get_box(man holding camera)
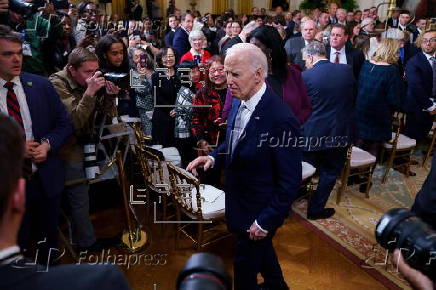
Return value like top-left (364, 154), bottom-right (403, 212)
top-left (49, 47), bottom-right (119, 252)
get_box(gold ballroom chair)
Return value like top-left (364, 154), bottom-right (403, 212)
top-left (380, 112), bottom-right (416, 183)
top-left (336, 146), bottom-right (377, 205)
top-left (422, 121), bottom-right (436, 167)
top-left (166, 162), bottom-right (230, 250)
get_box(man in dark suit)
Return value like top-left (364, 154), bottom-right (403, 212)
top-left (326, 24), bottom-right (365, 80)
top-left (172, 12), bottom-right (193, 60)
top-left (187, 43), bottom-right (302, 290)
top-left (301, 41), bottom-right (356, 219)
top-left (284, 19), bottom-right (316, 70)
top-left (129, 0), bottom-right (143, 20)
top-left (0, 114), bottom-right (131, 290)
top-left (328, 2), bottom-right (338, 24)
top-left (164, 14), bottom-right (179, 47)
top-left (386, 7), bottom-right (401, 28)
top-left (0, 25), bottom-right (72, 264)
top-left (398, 10), bottom-right (415, 33)
top-left (412, 18), bottom-right (429, 42)
top-left (404, 30), bottom-right (436, 141)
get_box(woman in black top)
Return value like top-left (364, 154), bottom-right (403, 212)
top-left (151, 47), bottom-right (181, 147)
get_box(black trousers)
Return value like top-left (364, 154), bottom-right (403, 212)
top-left (303, 147), bottom-right (347, 215)
top-left (18, 173), bottom-right (62, 265)
top-left (234, 233), bottom-right (288, 290)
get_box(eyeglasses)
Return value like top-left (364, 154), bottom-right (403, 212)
top-left (421, 38), bottom-right (436, 44)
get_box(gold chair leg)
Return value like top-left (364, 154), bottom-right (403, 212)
top-left (197, 223), bottom-right (203, 250)
top-left (336, 166), bottom-right (349, 205)
top-left (382, 150), bottom-right (394, 184)
top-left (365, 164), bottom-right (375, 198)
top-left (422, 132), bottom-right (435, 167)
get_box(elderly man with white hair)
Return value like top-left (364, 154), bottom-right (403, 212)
top-left (187, 43), bottom-right (302, 290)
top-left (180, 29), bottom-right (211, 64)
top-left (360, 18), bottom-right (375, 36)
top-left (284, 19), bottom-right (317, 70)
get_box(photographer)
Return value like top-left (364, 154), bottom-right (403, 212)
top-left (7, 0), bottom-right (63, 75)
top-left (95, 34), bottom-right (136, 117)
top-left (74, 1), bottom-right (97, 44)
top-left (49, 47), bottom-right (119, 252)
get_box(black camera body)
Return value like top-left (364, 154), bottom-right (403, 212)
top-left (103, 71), bottom-right (129, 90)
top-left (376, 208), bottom-right (436, 282)
top-left (9, 0), bottom-right (44, 16)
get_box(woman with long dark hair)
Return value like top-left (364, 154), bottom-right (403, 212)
top-left (95, 35), bottom-right (135, 117)
top-left (247, 25), bottom-right (311, 124)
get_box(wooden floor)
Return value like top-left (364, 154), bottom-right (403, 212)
top-left (62, 206), bottom-right (387, 290)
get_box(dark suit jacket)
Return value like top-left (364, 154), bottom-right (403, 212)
top-left (129, 4), bottom-right (142, 20)
top-left (211, 86), bottom-right (302, 234)
top-left (172, 27), bottom-right (190, 60)
top-left (284, 36), bottom-right (306, 70)
top-left (20, 72), bottom-right (72, 198)
top-left (163, 29), bottom-right (175, 47)
top-left (0, 259), bottom-right (130, 290)
top-left (302, 60), bottom-right (356, 151)
top-left (326, 45), bottom-right (365, 80)
top-left (386, 17), bottom-right (399, 28)
top-left (285, 20), bottom-right (296, 39)
top-left (412, 155), bottom-right (436, 230)
top-left (405, 52), bottom-right (433, 112)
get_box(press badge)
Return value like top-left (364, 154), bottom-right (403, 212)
top-left (22, 42), bottom-right (32, 56)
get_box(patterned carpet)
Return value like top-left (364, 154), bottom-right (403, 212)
top-left (292, 156), bottom-right (431, 290)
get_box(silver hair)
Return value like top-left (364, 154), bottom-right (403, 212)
top-left (226, 43), bottom-right (268, 78)
top-left (301, 19), bottom-right (316, 29)
top-left (381, 28), bottom-right (404, 40)
top-left (240, 20), bottom-right (259, 38)
top-left (188, 29), bottom-right (205, 42)
top-left (301, 41), bottom-right (326, 57)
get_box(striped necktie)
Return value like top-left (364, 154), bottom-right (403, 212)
top-left (4, 81), bottom-right (32, 177)
top-left (231, 103), bottom-right (250, 157)
top-left (335, 51), bottom-right (340, 64)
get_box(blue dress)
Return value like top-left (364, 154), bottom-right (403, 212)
top-left (356, 61), bottom-right (405, 141)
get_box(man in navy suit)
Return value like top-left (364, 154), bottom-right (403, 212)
top-left (404, 30), bottom-right (436, 141)
top-left (187, 43), bottom-right (301, 290)
top-left (284, 19), bottom-right (317, 70)
top-left (301, 41), bottom-right (356, 219)
top-left (0, 25), bottom-right (72, 264)
top-left (326, 24), bottom-right (365, 80)
top-left (0, 114), bottom-right (130, 290)
top-left (172, 12), bottom-right (193, 60)
top-left (164, 14), bottom-right (179, 47)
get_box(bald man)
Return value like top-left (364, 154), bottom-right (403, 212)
top-left (284, 19), bottom-right (317, 70)
top-left (187, 43), bottom-right (301, 290)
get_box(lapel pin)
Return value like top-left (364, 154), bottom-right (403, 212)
top-left (26, 82), bottom-right (33, 86)
top-left (254, 116), bottom-right (260, 120)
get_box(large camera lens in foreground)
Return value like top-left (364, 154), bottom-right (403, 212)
top-left (375, 208), bottom-right (436, 282)
top-left (177, 253), bottom-right (231, 290)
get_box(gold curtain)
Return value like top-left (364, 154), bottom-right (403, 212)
top-left (213, 0), bottom-right (227, 15)
top-left (238, 0), bottom-right (252, 15)
top-left (109, 0), bottom-right (126, 18)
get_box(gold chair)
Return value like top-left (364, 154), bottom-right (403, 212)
top-left (336, 146), bottom-right (377, 204)
top-left (166, 162), bottom-right (230, 250)
top-left (380, 113), bottom-right (416, 183)
top-left (295, 162), bottom-right (316, 202)
top-left (422, 121), bottom-right (436, 167)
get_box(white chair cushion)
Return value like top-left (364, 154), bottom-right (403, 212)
top-left (350, 146), bottom-right (376, 167)
top-left (176, 167), bottom-right (225, 220)
top-left (302, 162), bottom-right (316, 180)
top-left (384, 133), bottom-right (416, 150)
top-left (158, 147), bottom-right (182, 167)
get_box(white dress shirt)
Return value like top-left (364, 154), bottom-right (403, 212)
top-left (0, 76), bottom-right (34, 141)
top-left (329, 46), bottom-right (347, 64)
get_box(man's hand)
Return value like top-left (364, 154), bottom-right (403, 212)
top-left (429, 109), bottom-right (436, 116)
top-left (392, 249), bottom-right (434, 290)
top-left (0, 0), bottom-right (9, 13)
top-left (31, 142), bottom-right (50, 163)
top-left (105, 81), bottom-right (120, 95)
top-left (25, 140), bottom-right (39, 159)
top-left (186, 156), bottom-right (213, 176)
top-left (85, 71), bottom-right (105, 96)
top-left (247, 221), bottom-right (267, 241)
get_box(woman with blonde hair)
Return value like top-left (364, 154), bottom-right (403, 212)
top-left (355, 38), bottom-right (406, 160)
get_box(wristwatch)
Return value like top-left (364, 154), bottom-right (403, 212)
top-left (41, 138), bottom-right (51, 151)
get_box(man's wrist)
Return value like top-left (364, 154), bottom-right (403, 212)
top-left (41, 138), bottom-right (51, 151)
top-left (255, 220), bottom-right (268, 234)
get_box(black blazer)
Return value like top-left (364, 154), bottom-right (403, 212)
top-left (412, 156), bottom-right (436, 230)
top-left (0, 259), bottom-right (130, 290)
top-left (386, 17), bottom-right (399, 28)
top-left (326, 45), bottom-right (365, 80)
top-left (172, 27), bottom-right (190, 60)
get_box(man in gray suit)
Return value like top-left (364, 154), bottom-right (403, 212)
top-left (284, 19), bottom-right (317, 70)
